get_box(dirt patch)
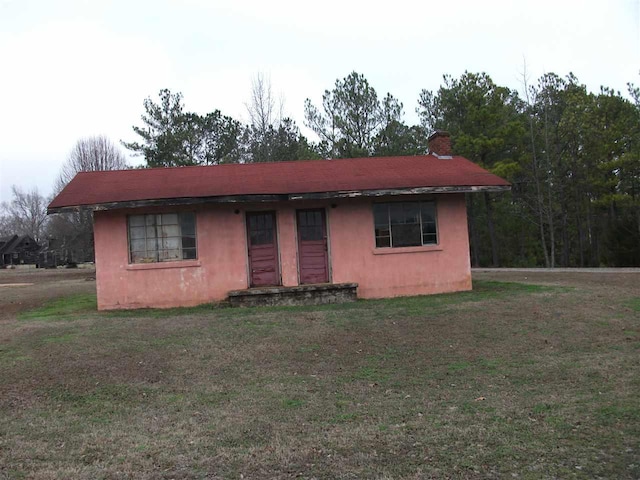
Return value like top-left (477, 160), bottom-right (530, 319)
top-left (0, 268), bottom-right (96, 322)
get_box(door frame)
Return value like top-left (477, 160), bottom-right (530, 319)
top-left (295, 207), bottom-right (332, 285)
top-left (245, 210), bottom-right (281, 287)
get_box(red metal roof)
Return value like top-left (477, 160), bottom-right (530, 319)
top-left (48, 155), bottom-right (510, 211)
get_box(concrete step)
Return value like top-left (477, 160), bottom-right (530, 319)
top-left (228, 282), bottom-right (358, 307)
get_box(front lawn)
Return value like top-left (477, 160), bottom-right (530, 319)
top-left (1, 280), bottom-right (639, 479)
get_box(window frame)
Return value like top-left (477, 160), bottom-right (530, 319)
top-left (127, 212), bottom-right (197, 264)
top-left (373, 200), bottom-right (438, 249)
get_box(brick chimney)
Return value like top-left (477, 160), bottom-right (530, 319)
top-left (428, 130), bottom-right (452, 157)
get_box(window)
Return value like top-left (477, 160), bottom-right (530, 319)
top-left (128, 212), bottom-right (197, 263)
top-left (373, 201), bottom-right (437, 248)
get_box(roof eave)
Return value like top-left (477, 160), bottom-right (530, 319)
top-left (289, 184), bottom-right (510, 200)
top-left (47, 184), bottom-right (511, 214)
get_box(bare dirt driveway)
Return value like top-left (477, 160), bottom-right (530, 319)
top-left (0, 268), bottom-right (96, 322)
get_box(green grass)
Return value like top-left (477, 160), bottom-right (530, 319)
top-left (282, 397), bottom-right (305, 409)
top-left (41, 332), bottom-right (78, 344)
top-left (627, 297), bottom-right (640, 312)
top-left (596, 403), bottom-right (640, 424)
top-left (16, 280), bottom-right (555, 323)
top-left (17, 293), bottom-right (98, 321)
top-left (2, 277), bottom-right (639, 479)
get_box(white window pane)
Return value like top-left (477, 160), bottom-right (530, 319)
top-left (159, 249), bottom-right (180, 261)
top-left (130, 226), bottom-right (145, 240)
top-left (163, 237), bottom-right (181, 250)
top-left (131, 251), bottom-right (145, 263)
top-left (161, 225), bottom-right (180, 238)
top-left (129, 212), bottom-right (197, 263)
top-left (134, 252), bottom-right (156, 263)
top-left (162, 213), bottom-right (178, 225)
top-left (129, 215), bottom-right (145, 227)
top-left (130, 239), bottom-right (145, 252)
top-left (167, 249), bottom-right (181, 260)
top-left (146, 239), bottom-right (158, 251)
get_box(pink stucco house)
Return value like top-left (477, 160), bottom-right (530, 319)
top-left (48, 132), bottom-right (509, 310)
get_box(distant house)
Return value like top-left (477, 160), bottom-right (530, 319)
top-left (0, 235), bottom-right (41, 267)
top-left (38, 234), bottom-right (95, 268)
top-left (48, 132), bottom-right (510, 310)
top-left (38, 237), bottom-right (67, 268)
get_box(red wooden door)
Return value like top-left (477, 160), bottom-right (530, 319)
top-left (246, 212), bottom-right (280, 287)
top-left (297, 209), bottom-right (329, 284)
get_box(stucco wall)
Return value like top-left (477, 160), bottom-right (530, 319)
top-left (94, 205), bottom-right (248, 310)
top-left (93, 194), bottom-right (471, 310)
top-left (328, 194), bottom-right (471, 298)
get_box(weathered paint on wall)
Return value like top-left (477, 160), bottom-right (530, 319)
top-left (329, 195), bottom-right (471, 298)
top-left (93, 194), bottom-right (471, 310)
top-left (94, 205), bottom-right (248, 310)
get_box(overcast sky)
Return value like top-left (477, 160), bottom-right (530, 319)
top-left (0, 0), bottom-right (638, 203)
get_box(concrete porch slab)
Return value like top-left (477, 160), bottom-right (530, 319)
top-left (227, 283), bottom-right (358, 307)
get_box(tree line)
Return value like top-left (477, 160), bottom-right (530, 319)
top-left (2, 71), bottom-right (639, 267)
top-left (122, 72), bottom-right (426, 167)
top-left (417, 72), bottom-right (640, 268)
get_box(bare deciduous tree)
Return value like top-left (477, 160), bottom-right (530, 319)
top-left (245, 73), bottom-right (284, 134)
top-left (0, 186), bottom-right (48, 243)
top-left (55, 135), bottom-right (127, 193)
top-left (49, 136), bottom-right (128, 262)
